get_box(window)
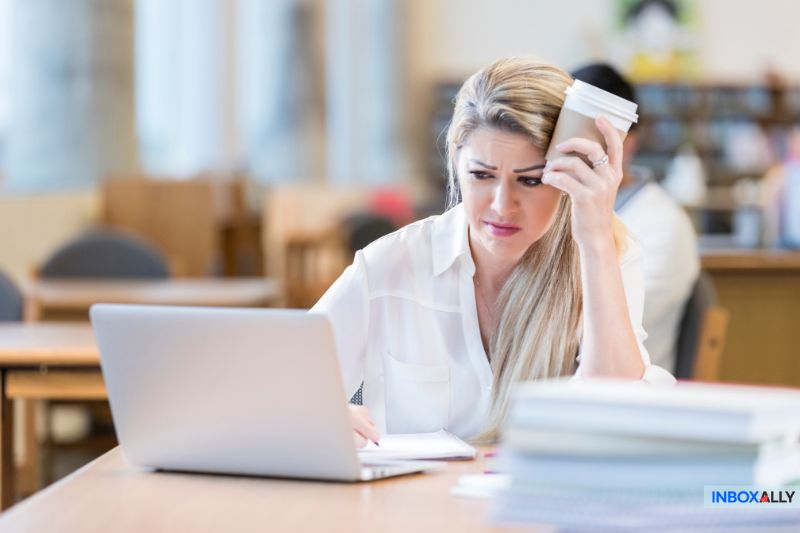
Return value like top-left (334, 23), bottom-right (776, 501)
top-left (135, 0), bottom-right (239, 177)
top-left (0, 0), bottom-right (13, 167)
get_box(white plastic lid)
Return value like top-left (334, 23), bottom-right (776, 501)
top-left (564, 79), bottom-right (639, 130)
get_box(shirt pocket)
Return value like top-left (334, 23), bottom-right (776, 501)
top-left (384, 351), bottom-right (449, 434)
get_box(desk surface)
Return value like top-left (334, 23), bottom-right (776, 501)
top-left (701, 248), bottom-right (800, 270)
top-left (0, 323), bottom-right (97, 366)
top-left (23, 277), bottom-right (282, 311)
top-left (0, 448), bottom-right (531, 533)
top-left (699, 235), bottom-right (800, 271)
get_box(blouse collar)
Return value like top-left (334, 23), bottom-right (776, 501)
top-left (431, 203), bottom-right (472, 276)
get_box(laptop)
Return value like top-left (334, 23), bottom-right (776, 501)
top-left (90, 304), bottom-right (441, 481)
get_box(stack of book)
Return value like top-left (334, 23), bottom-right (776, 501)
top-left (491, 379), bottom-right (800, 531)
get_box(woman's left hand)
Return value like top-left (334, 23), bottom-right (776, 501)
top-left (541, 115), bottom-right (623, 249)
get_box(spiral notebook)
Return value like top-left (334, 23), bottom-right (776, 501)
top-left (358, 430), bottom-right (477, 461)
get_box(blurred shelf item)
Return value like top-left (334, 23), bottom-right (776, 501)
top-left (634, 81), bottom-right (798, 187)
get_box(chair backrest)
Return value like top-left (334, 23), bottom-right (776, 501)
top-left (0, 270), bottom-right (23, 321)
top-left (263, 184), bottom-right (367, 273)
top-left (674, 272), bottom-right (729, 380)
top-left (263, 184), bottom-right (368, 307)
top-left (340, 213), bottom-right (397, 256)
top-left (102, 177), bottom-right (218, 277)
top-left (39, 229), bottom-right (169, 279)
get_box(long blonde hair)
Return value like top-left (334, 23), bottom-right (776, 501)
top-left (444, 57), bottom-right (627, 443)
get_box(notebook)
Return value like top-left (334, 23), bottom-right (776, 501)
top-left (502, 426), bottom-right (785, 458)
top-left (510, 379), bottom-right (800, 443)
top-left (358, 430), bottom-right (477, 461)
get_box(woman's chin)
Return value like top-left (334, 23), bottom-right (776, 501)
top-left (481, 234), bottom-right (528, 261)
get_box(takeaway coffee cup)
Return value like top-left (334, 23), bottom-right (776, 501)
top-left (545, 79), bottom-right (639, 162)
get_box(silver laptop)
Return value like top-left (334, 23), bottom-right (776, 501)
top-left (90, 304), bottom-right (440, 481)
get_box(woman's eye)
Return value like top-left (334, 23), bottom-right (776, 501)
top-left (469, 171), bottom-right (492, 180)
top-left (519, 176), bottom-right (542, 187)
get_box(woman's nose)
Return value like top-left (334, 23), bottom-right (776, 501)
top-left (491, 182), bottom-right (517, 214)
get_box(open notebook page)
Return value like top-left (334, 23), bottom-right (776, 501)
top-left (358, 429), bottom-right (477, 461)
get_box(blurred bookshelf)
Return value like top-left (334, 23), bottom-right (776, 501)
top-left (634, 82), bottom-right (800, 186)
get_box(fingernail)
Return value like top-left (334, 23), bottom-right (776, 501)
top-left (544, 161), bottom-right (553, 170)
top-left (555, 143), bottom-right (565, 151)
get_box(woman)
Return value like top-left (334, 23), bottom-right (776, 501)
top-left (311, 57), bottom-right (675, 446)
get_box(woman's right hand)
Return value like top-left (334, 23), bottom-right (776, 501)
top-left (348, 405), bottom-right (381, 448)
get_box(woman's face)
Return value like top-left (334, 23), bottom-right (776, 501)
top-left (456, 126), bottom-right (563, 264)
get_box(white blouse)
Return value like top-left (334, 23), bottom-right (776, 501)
top-left (310, 203), bottom-right (676, 439)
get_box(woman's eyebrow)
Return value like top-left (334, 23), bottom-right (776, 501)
top-left (468, 159), bottom-right (497, 170)
top-left (513, 164), bottom-right (546, 173)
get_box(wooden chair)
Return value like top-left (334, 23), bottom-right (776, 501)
top-left (692, 307), bottom-right (729, 382)
top-left (18, 227), bottom-right (170, 498)
top-left (262, 184), bottom-right (367, 308)
top-left (213, 176), bottom-right (263, 277)
top-left (675, 272), bottom-right (730, 382)
top-left (101, 177), bottom-right (218, 277)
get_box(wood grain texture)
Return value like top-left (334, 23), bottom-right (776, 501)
top-left (0, 448), bottom-right (533, 533)
top-left (0, 371), bottom-right (13, 510)
top-left (0, 323), bottom-right (103, 508)
top-left (102, 178), bottom-right (218, 277)
top-left (5, 371), bottom-right (106, 400)
top-left (701, 249), bottom-right (800, 270)
top-left (693, 307), bottom-right (729, 382)
top-left (22, 278), bottom-right (281, 319)
top-left (709, 270), bottom-right (800, 387)
top-left (0, 324), bottom-right (98, 367)
top-left (262, 185), bottom-right (367, 307)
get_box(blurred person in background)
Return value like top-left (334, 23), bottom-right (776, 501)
top-left (571, 63), bottom-right (700, 375)
top-left (312, 57), bottom-right (675, 447)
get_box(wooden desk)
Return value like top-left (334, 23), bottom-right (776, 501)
top-left (701, 247), bottom-right (800, 270)
top-left (0, 447), bottom-right (529, 532)
top-left (22, 277), bottom-right (282, 321)
top-left (0, 323), bottom-right (100, 509)
top-left (701, 247), bottom-right (800, 388)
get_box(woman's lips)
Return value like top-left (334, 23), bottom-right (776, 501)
top-left (483, 220), bottom-right (521, 237)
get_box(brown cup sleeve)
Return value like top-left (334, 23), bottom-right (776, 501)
top-left (544, 107), bottom-right (628, 165)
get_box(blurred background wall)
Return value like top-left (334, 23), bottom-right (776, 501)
top-left (2, 0), bottom-right (800, 281)
top-left (2, 0), bottom-right (799, 192)
top-left (406, 0), bottom-right (800, 81)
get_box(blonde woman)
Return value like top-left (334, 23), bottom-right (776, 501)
top-left (311, 57), bottom-right (675, 446)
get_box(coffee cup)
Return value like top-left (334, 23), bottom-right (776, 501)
top-left (545, 79), bottom-right (639, 162)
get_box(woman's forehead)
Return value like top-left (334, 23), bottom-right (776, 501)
top-left (461, 127), bottom-right (544, 168)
